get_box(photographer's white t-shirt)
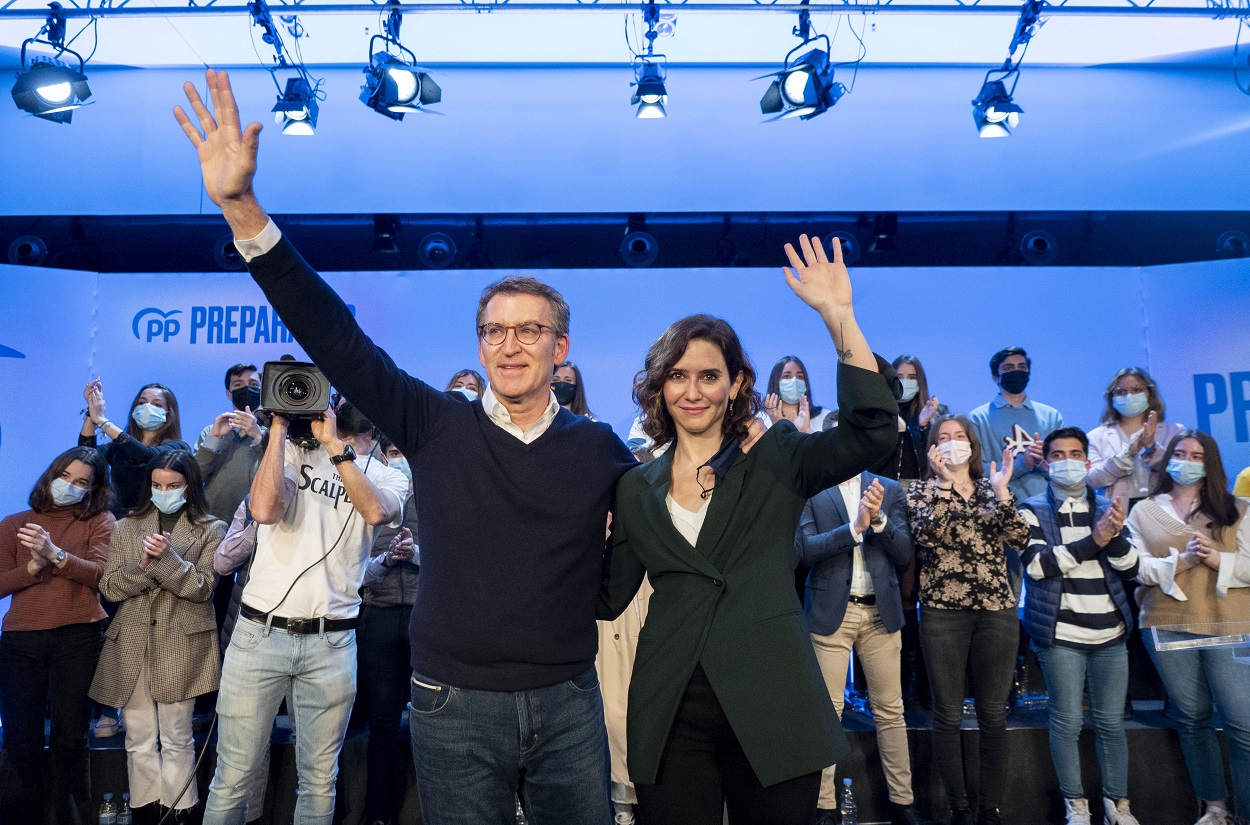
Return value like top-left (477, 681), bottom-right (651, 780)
top-left (243, 441), bottom-right (407, 619)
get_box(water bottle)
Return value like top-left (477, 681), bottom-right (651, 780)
top-left (97, 793), bottom-right (117, 825)
top-left (839, 777), bottom-right (858, 825)
top-left (116, 793), bottom-right (132, 825)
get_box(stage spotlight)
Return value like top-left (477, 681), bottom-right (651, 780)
top-left (621, 230), bottom-right (659, 268)
top-left (8, 235), bottom-right (48, 266)
top-left (374, 215), bottom-right (400, 254)
top-left (1019, 230), bottom-right (1058, 265)
top-left (419, 233), bottom-right (457, 269)
top-left (360, 1), bottom-right (440, 121)
top-left (631, 60), bottom-right (668, 119)
top-left (272, 77), bottom-right (318, 136)
top-left (758, 39), bottom-right (846, 121)
top-left (1217, 230), bottom-right (1249, 259)
top-left (11, 4), bottom-right (92, 124)
top-left (214, 235), bottom-right (246, 271)
top-left (972, 79), bottom-right (1022, 138)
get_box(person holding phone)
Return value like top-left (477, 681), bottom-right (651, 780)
top-left (194, 363), bottom-right (267, 523)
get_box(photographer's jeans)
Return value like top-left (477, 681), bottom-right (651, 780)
top-left (204, 618), bottom-right (357, 825)
top-left (408, 665), bottom-right (612, 825)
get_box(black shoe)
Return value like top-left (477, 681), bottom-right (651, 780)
top-left (890, 803), bottom-right (923, 825)
top-left (949, 808), bottom-right (974, 825)
top-left (815, 809), bottom-right (840, 825)
top-left (976, 807), bottom-right (1002, 825)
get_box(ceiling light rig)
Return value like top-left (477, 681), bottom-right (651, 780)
top-left (628, 0), bottom-right (669, 119)
top-left (757, 1), bottom-right (862, 122)
top-left (361, 0), bottom-right (442, 121)
top-left (249, 0), bottom-right (323, 135)
top-left (10, 2), bottom-right (93, 124)
top-left (972, 0), bottom-right (1044, 138)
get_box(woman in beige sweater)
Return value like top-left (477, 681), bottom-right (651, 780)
top-left (1128, 429), bottom-right (1250, 825)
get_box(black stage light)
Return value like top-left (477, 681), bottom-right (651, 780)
top-left (972, 78), bottom-right (1022, 138)
top-left (11, 4), bottom-right (92, 124)
top-left (361, 49), bottom-right (441, 121)
top-left (272, 76), bottom-right (318, 136)
top-left (631, 61), bottom-right (668, 119)
top-left (759, 41), bottom-right (845, 121)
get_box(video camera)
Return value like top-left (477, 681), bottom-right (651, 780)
top-left (260, 356), bottom-right (333, 447)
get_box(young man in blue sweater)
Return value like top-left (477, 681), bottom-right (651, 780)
top-left (177, 69), bottom-right (636, 825)
top-left (1018, 428), bottom-right (1140, 825)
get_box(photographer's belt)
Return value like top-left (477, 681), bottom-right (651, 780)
top-left (241, 603), bottom-right (359, 634)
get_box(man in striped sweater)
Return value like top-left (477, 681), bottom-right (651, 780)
top-left (1018, 427), bottom-right (1141, 825)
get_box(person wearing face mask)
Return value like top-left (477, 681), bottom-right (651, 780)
top-left (1127, 430), bottom-right (1250, 825)
top-left (1086, 367), bottom-right (1182, 506)
top-left (0, 447), bottom-right (114, 825)
top-left (763, 355), bottom-right (829, 433)
top-left (357, 436), bottom-right (422, 825)
top-left (906, 415), bottom-right (1027, 825)
top-left (89, 451), bottom-right (226, 825)
top-left (201, 397), bottom-right (406, 825)
top-left (967, 347), bottom-right (1065, 502)
top-left (444, 368), bottom-right (486, 402)
top-left (80, 379), bottom-right (192, 517)
top-left (1017, 428), bottom-right (1142, 825)
top-left (552, 360), bottom-right (596, 419)
top-left (194, 364), bottom-right (267, 523)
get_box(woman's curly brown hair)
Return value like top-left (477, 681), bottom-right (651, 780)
top-left (632, 314), bottom-right (761, 451)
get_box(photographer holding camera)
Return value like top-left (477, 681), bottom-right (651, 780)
top-left (203, 393), bottom-right (407, 825)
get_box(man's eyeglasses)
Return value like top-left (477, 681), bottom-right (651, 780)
top-left (477, 323), bottom-right (557, 346)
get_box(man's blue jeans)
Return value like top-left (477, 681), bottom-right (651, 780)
top-left (1032, 641), bottom-right (1130, 800)
top-left (1147, 629), bottom-right (1250, 814)
top-left (408, 665), bottom-right (612, 825)
top-left (204, 618), bottom-right (357, 825)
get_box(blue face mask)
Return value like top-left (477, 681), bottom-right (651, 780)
top-left (51, 477), bottom-right (88, 507)
top-left (1112, 393), bottom-right (1149, 417)
top-left (151, 488), bottom-right (186, 515)
top-left (898, 379), bottom-right (920, 403)
top-left (1167, 459), bottom-right (1206, 487)
top-left (131, 403), bottom-right (167, 431)
top-left (778, 377), bottom-right (807, 405)
top-left (389, 456), bottom-right (412, 482)
top-left (1047, 458), bottom-right (1088, 489)
top-left (453, 388), bottom-right (478, 402)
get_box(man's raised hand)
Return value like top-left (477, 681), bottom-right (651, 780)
top-left (174, 69), bottom-right (269, 237)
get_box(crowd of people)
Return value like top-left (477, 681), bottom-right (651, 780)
top-left (1, 66), bottom-right (1248, 825)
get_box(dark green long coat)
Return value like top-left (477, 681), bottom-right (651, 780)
top-left (599, 362), bottom-right (898, 788)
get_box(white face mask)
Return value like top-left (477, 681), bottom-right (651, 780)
top-left (939, 440), bottom-right (973, 467)
top-left (150, 488), bottom-right (186, 515)
top-left (454, 387), bottom-right (479, 402)
top-left (778, 377), bottom-right (807, 405)
top-left (131, 403), bottom-right (167, 431)
top-left (51, 477), bottom-right (88, 506)
top-left (898, 379), bottom-right (920, 403)
top-left (388, 456), bottom-right (412, 482)
top-left (1047, 458), bottom-right (1088, 488)
top-left (1112, 392), bottom-right (1149, 417)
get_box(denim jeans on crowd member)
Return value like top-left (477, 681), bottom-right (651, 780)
top-left (1146, 629), bottom-right (1250, 815)
top-left (204, 618), bottom-right (358, 825)
top-left (1032, 641), bottom-right (1130, 800)
top-left (358, 604), bottom-right (415, 823)
top-left (0, 621), bottom-right (104, 825)
top-left (920, 606), bottom-right (1019, 812)
top-left (408, 665), bottom-right (612, 825)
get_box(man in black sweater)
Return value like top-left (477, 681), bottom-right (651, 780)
top-left (177, 69), bottom-right (636, 825)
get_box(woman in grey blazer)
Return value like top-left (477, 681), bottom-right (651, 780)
top-left (90, 451), bottom-right (225, 825)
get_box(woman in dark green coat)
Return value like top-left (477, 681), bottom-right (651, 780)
top-left (599, 235), bottom-right (899, 825)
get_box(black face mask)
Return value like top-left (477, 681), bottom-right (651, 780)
top-left (552, 381), bottom-right (577, 407)
top-left (232, 386), bottom-right (261, 411)
top-left (998, 370), bottom-right (1030, 395)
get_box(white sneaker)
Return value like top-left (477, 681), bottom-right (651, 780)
top-left (1065, 798), bottom-right (1093, 825)
top-left (1104, 798), bottom-right (1141, 825)
top-left (92, 714), bottom-right (122, 738)
top-left (1195, 806), bottom-right (1230, 825)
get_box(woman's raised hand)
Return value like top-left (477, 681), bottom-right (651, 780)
top-left (928, 445), bottom-right (954, 486)
top-left (782, 235), bottom-right (851, 316)
top-left (989, 447), bottom-right (1015, 499)
top-left (84, 378), bottom-right (106, 422)
top-left (919, 396), bottom-right (940, 428)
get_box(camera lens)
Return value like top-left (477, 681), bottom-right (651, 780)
top-left (282, 375), bottom-right (312, 404)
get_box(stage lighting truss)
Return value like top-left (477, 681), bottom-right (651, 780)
top-left (11, 2), bottom-right (92, 124)
top-left (250, 0), bottom-right (323, 135)
top-left (972, 0), bottom-right (1043, 138)
top-left (757, 4), bottom-right (861, 122)
top-left (360, 0), bottom-right (442, 121)
top-left (628, 0), bottom-right (669, 118)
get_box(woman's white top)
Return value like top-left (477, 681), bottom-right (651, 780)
top-left (667, 494), bottom-right (711, 547)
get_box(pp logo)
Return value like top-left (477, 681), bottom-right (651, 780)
top-left (133, 308), bottom-right (183, 343)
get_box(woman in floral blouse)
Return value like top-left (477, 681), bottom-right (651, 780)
top-left (907, 414), bottom-right (1029, 825)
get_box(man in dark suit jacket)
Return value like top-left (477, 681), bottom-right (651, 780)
top-left (796, 471), bottom-right (920, 825)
